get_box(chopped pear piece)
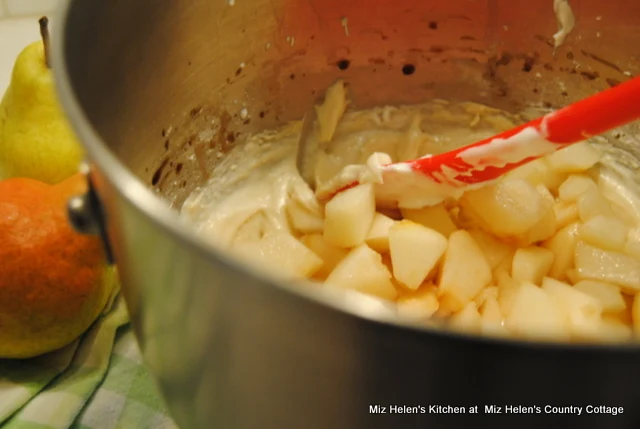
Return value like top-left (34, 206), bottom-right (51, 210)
top-left (460, 179), bottom-right (553, 239)
top-left (492, 254), bottom-right (515, 279)
top-left (324, 183), bottom-right (375, 248)
top-left (542, 277), bottom-right (602, 338)
top-left (397, 286), bottom-right (440, 320)
top-left (389, 220), bottom-right (448, 290)
top-left (575, 242), bottom-right (640, 292)
top-left (434, 296), bottom-right (457, 318)
top-left (625, 241), bottom-right (640, 261)
top-left (286, 199), bottom-right (324, 234)
top-left (300, 234), bottom-right (349, 279)
top-left (474, 285), bottom-right (499, 308)
top-left (505, 282), bottom-right (569, 340)
top-left (325, 244), bottom-right (397, 300)
top-left (505, 159), bottom-right (566, 191)
top-left (542, 222), bottom-right (580, 280)
top-left (600, 316), bottom-right (633, 341)
top-left (546, 142), bottom-right (601, 173)
top-left (233, 232), bottom-right (323, 279)
top-left (315, 80), bottom-right (346, 143)
top-left (449, 302), bottom-right (481, 333)
top-left (400, 203), bottom-right (457, 237)
top-left (553, 201), bottom-right (579, 230)
top-left (467, 228), bottom-right (513, 270)
top-left (577, 188), bottom-right (616, 222)
top-left (579, 215), bottom-right (628, 251)
top-left (573, 280), bottom-right (626, 313)
top-left (496, 272), bottom-right (520, 317)
top-left (517, 186), bottom-right (556, 245)
top-left (286, 182), bottom-right (324, 233)
top-left (365, 213), bottom-right (396, 253)
top-left (632, 294), bottom-right (640, 332)
top-left (481, 296), bottom-right (507, 336)
top-left (438, 230), bottom-right (492, 311)
top-left (565, 268), bottom-right (580, 284)
top-left (511, 246), bottom-right (554, 285)
top-left (558, 174), bottom-right (597, 202)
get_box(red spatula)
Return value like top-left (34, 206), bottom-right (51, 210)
top-left (310, 76), bottom-right (640, 207)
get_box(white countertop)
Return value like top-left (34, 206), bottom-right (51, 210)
top-left (0, 16), bottom-right (44, 96)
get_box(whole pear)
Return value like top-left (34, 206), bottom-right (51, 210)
top-left (0, 17), bottom-right (83, 184)
top-left (0, 173), bottom-right (117, 359)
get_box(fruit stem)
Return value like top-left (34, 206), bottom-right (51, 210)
top-left (39, 16), bottom-right (51, 69)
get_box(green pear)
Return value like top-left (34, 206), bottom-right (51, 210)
top-left (0, 17), bottom-right (83, 185)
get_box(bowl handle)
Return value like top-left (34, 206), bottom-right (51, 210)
top-left (67, 162), bottom-right (115, 264)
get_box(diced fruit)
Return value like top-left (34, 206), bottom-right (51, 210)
top-left (574, 280), bottom-right (626, 313)
top-left (505, 158), bottom-right (566, 190)
top-left (505, 282), bottom-right (569, 340)
top-left (579, 215), bottom-right (628, 251)
top-left (565, 269), bottom-right (580, 284)
top-left (449, 302), bottom-right (481, 332)
top-left (536, 184), bottom-right (554, 201)
top-left (598, 177), bottom-right (640, 227)
top-left (558, 174), bottom-right (597, 202)
top-left (492, 255), bottom-right (514, 279)
top-left (315, 80), bottom-right (346, 142)
top-left (324, 183), bottom-right (375, 248)
top-left (233, 232), bottom-right (323, 279)
top-left (286, 198), bottom-right (324, 234)
top-left (497, 272), bottom-right (520, 317)
top-left (468, 228), bottom-right (513, 270)
top-left (575, 241), bottom-right (640, 292)
top-left (615, 299), bottom-right (633, 325)
top-left (626, 229), bottom-right (640, 259)
top-left (438, 230), bottom-right (492, 311)
top-left (542, 222), bottom-right (580, 280)
top-left (460, 179), bottom-right (554, 239)
top-left (511, 246), bottom-right (554, 285)
top-left (546, 142), bottom-right (601, 173)
top-left (397, 286), bottom-right (440, 320)
top-left (633, 294), bottom-right (640, 332)
top-left (286, 183), bottom-right (325, 233)
top-left (400, 203), bottom-right (457, 237)
top-left (381, 252), bottom-right (393, 273)
top-left (542, 277), bottom-right (602, 338)
top-left (517, 187), bottom-right (557, 245)
top-left (625, 242), bottom-right (640, 261)
top-left (435, 295), bottom-right (459, 318)
top-left (600, 316), bottom-right (633, 341)
top-left (300, 234), bottom-right (349, 279)
top-left (365, 213), bottom-right (396, 253)
top-left (389, 220), bottom-right (448, 290)
top-left (520, 209), bottom-right (556, 245)
top-left (474, 285), bottom-right (499, 307)
top-left (553, 201), bottom-right (579, 230)
top-left (325, 244), bottom-right (397, 300)
top-left (577, 188), bottom-right (616, 222)
top-left (481, 296), bottom-right (507, 336)
top-left (377, 207), bottom-right (403, 220)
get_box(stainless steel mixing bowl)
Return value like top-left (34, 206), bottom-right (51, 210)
top-left (53, 0), bottom-right (640, 428)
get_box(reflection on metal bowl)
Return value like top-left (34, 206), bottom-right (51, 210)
top-left (54, 0), bottom-right (640, 428)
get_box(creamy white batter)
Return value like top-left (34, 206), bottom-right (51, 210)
top-left (181, 99), bottom-right (523, 247)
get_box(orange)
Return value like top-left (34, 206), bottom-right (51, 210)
top-left (0, 173), bottom-right (116, 358)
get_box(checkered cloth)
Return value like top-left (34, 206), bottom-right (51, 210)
top-left (0, 291), bottom-right (178, 429)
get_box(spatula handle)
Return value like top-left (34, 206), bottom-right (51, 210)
top-left (407, 76), bottom-right (640, 184)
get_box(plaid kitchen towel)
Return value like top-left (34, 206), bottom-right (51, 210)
top-left (0, 289), bottom-right (178, 429)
